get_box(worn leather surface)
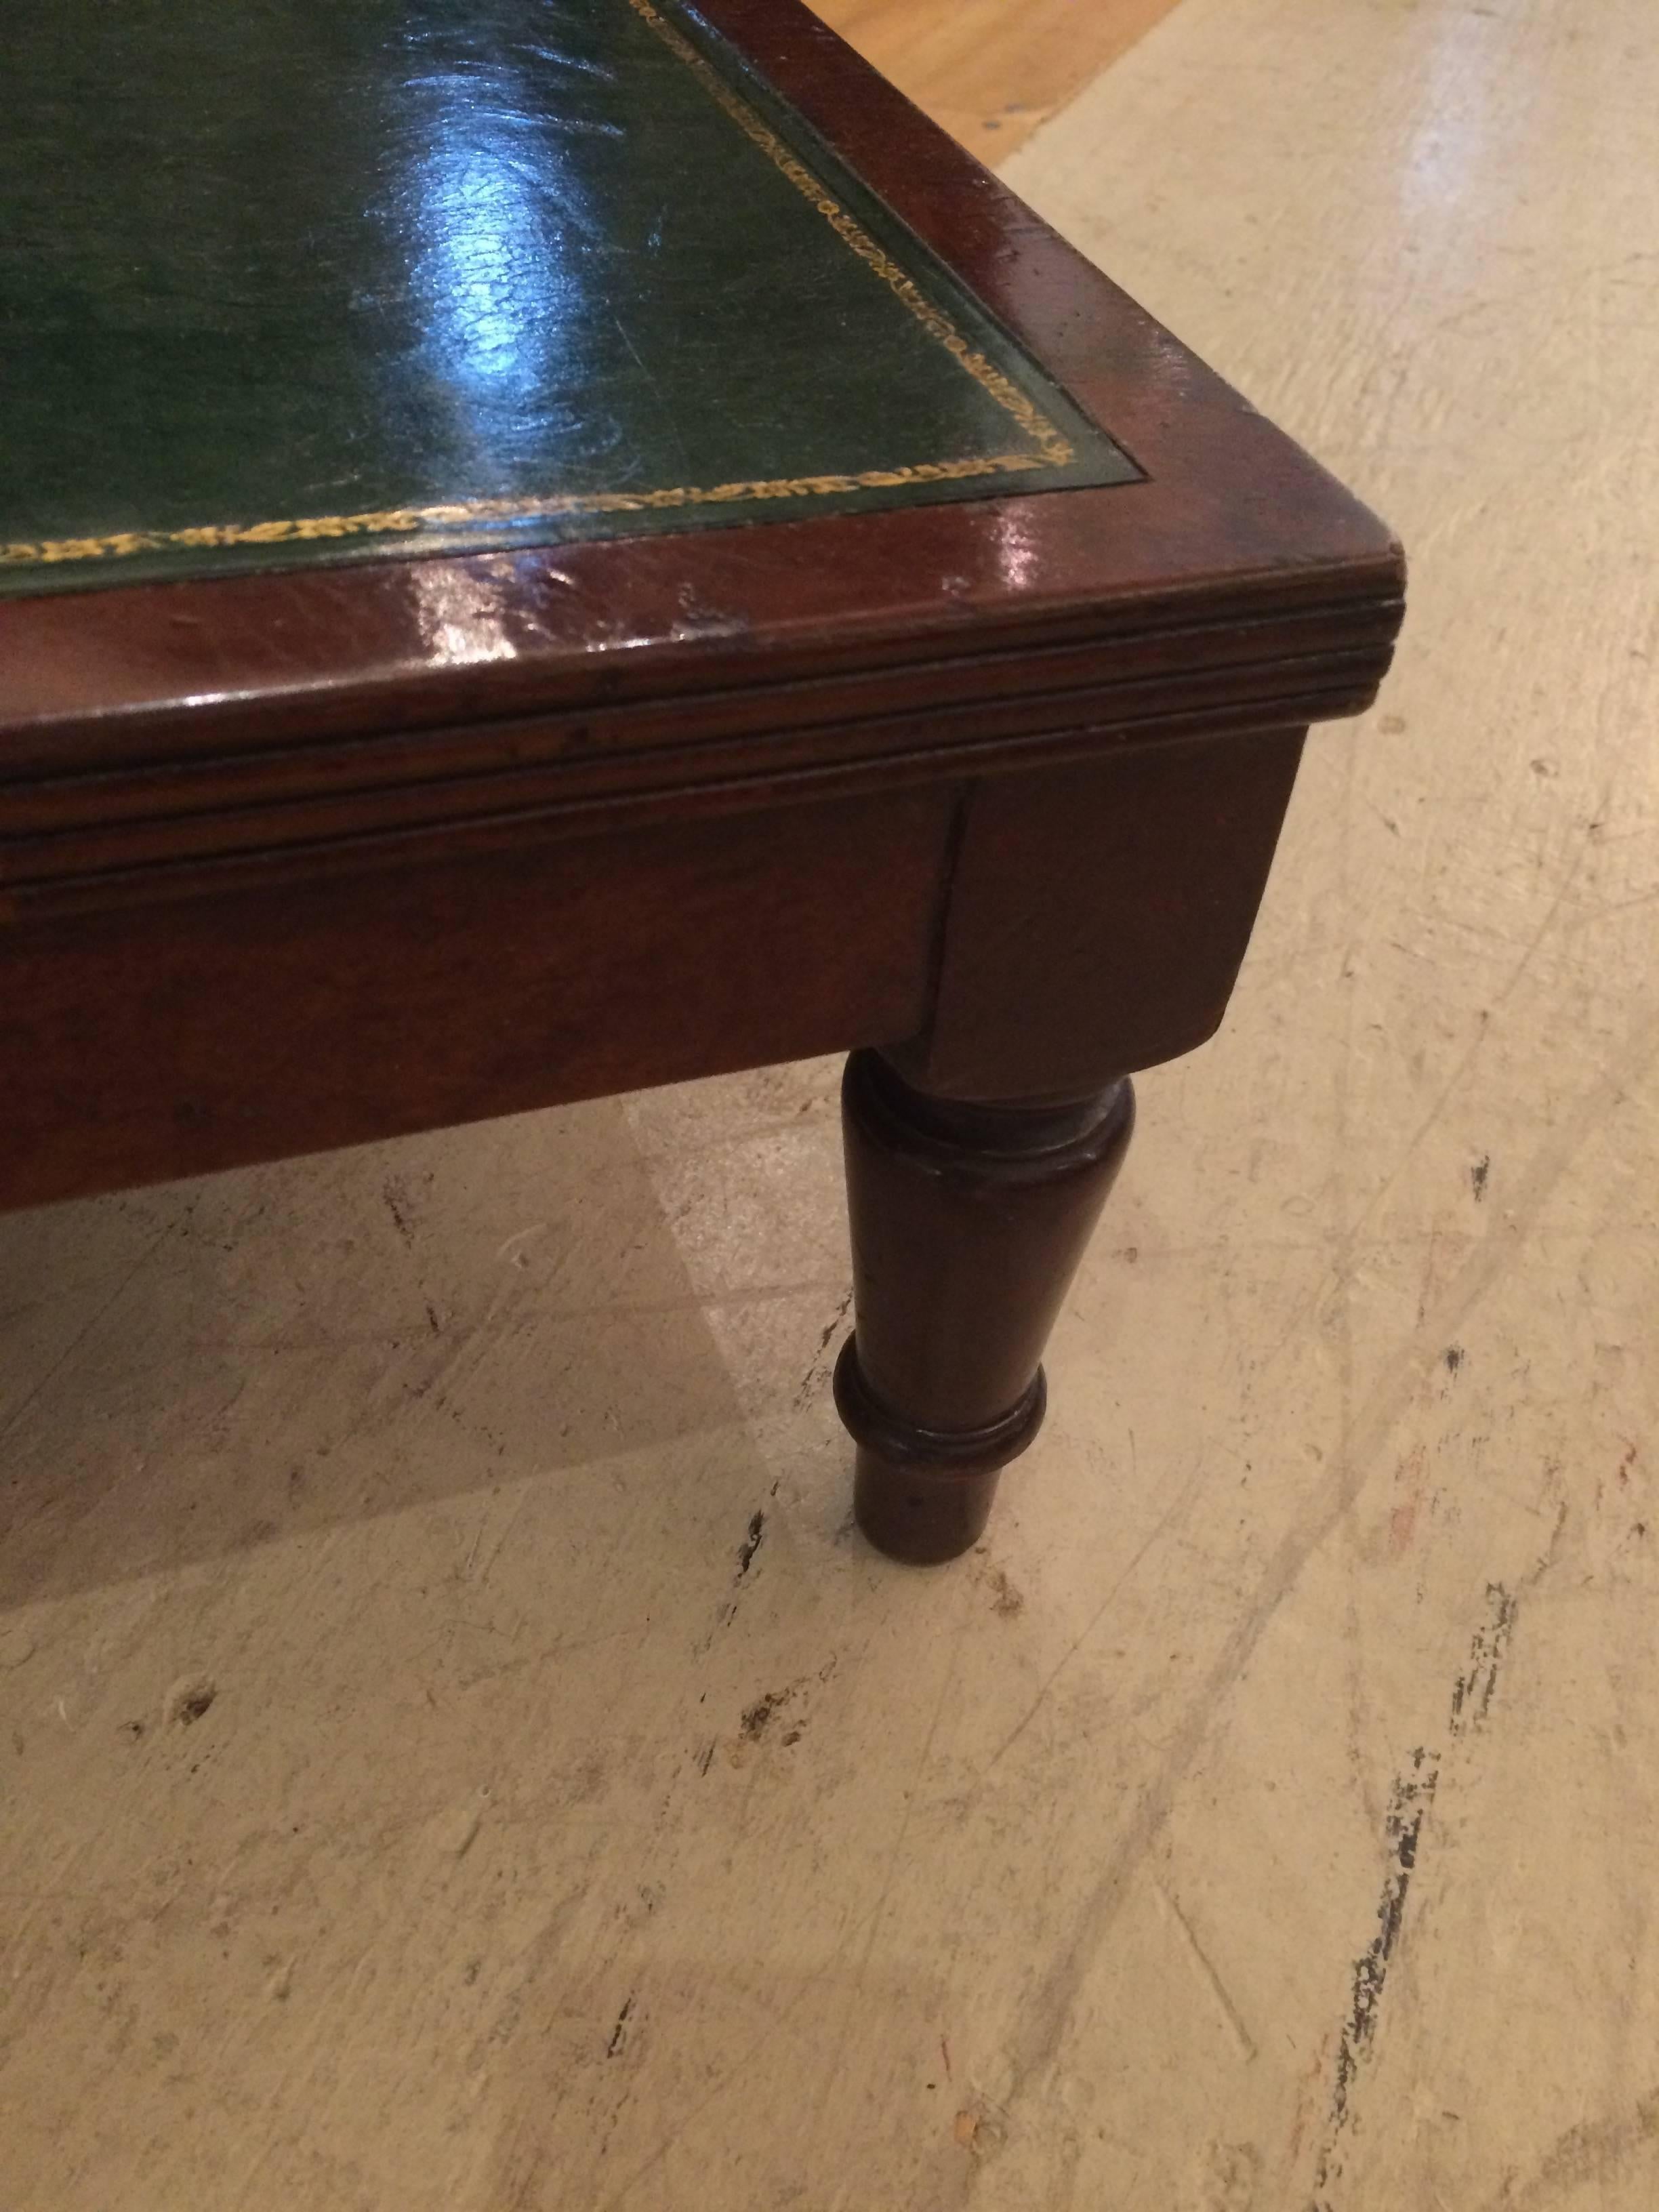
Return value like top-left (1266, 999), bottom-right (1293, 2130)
top-left (0, 0), bottom-right (1134, 597)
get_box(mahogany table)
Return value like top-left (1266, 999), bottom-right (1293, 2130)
top-left (0, 0), bottom-right (1403, 1563)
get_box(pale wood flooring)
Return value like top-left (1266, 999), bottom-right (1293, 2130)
top-left (813, 0), bottom-right (1185, 158)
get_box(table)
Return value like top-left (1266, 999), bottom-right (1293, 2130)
top-left (0, 0), bottom-right (1404, 1563)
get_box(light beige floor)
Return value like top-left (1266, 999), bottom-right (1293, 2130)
top-left (4, 0), bottom-right (1658, 2205)
top-left (814, 0), bottom-right (1183, 159)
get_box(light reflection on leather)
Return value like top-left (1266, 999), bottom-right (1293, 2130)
top-left (402, 37), bottom-right (606, 453)
top-left (0, 0), bottom-right (1134, 595)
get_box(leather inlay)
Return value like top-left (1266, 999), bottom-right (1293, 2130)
top-left (0, 0), bottom-right (1136, 596)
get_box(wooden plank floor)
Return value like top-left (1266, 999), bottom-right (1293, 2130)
top-left (813, 0), bottom-right (1185, 157)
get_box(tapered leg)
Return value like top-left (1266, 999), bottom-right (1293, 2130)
top-left (834, 1048), bottom-right (1134, 1563)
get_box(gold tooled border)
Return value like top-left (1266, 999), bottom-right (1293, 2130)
top-left (627, 0), bottom-right (1073, 466)
top-left (1, 0), bottom-right (1078, 577)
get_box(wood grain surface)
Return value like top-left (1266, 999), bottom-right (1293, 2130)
top-left (816, 0), bottom-right (1184, 156)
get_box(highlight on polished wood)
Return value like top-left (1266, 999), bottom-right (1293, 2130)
top-left (813, 0), bottom-right (1187, 158)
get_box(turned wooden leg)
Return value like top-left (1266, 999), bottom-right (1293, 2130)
top-left (834, 1048), bottom-right (1134, 1564)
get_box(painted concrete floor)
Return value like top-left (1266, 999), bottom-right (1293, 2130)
top-left (3, 0), bottom-right (1658, 2205)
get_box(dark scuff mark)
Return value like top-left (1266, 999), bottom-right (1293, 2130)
top-left (794, 1288), bottom-right (853, 1408)
top-left (1443, 1345), bottom-right (1465, 1375)
top-left (740, 1686), bottom-right (792, 1742)
top-left (382, 1180), bottom-right (413, 1244)
top-left (1450, 1582), bottom-right (1518, 1736)
top-left (711, 1509), bottom-right (769, 1635)
top-left (1309, 1750), bottom-right (1441, 2210)
top-left (697, 1740), bottom-right (716, 1776)
top-left (167, 1677), bottom-right (218, 1727)
top-left (736, 1662), bottom-right (832, 1748)
top-left (735, 1511), bottom-right (765, 1581)
top-left (1307, 1549), bottom-right (1557, 2207)
top-left (607, 1994), bottom-right (635, 2057)
top-left (986, 1564), bottom-right (1024, 1618)
top-left (1470, 1155), bottom-right (1490, 1200)
top-left (970, 1548), bottom-right (1025, 1616)
top-left (424, 1299), bottom-right (441, 1337)
top-left (814, 1298), bottom-right (849, 1358)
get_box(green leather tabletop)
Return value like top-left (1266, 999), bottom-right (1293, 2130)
top-left (0, 0), bottom-right (1136, 598)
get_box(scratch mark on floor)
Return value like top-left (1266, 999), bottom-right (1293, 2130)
top-left (801, 1596), bottom-right (968, 2158)
top-left (794, 1289), bottom-right (853, 1408)
top-left (983, 1452), bottom-right (1211, 1769)
top-left (591, 1986), bottom-right (821, 2212)
top-left (1343, 809), bottom-right (1603, 1242)
top-left (1308, 1750), bottom-right (1440, 2210)
top-left (967, 1016), bottom-right (1655, 2203)
top-left (1449, 1582), bottom-right (1518, 1735)
top-left (382, 1179), bottom-right (414, 1244)
top-left (815, 1295), bottom-right (852, 1358)
top-left (1307, 1512), bottom-right (1565, 2205)
top-left (1155, 1881), bottom-right (1258, 2064)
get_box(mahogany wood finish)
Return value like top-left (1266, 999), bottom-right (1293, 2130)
top-left (890, 727), bottom-right (1311, 1105)
top-left (0, 0), bottom-right (1404, 1562)
top-left (837, 1054), bottom-right (1134, 1562)
top-left (0, 790), bottom-right (951, 1211)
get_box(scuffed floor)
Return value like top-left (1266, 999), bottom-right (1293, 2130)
top-left (3, 0), bottom-right (1658, 2204)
